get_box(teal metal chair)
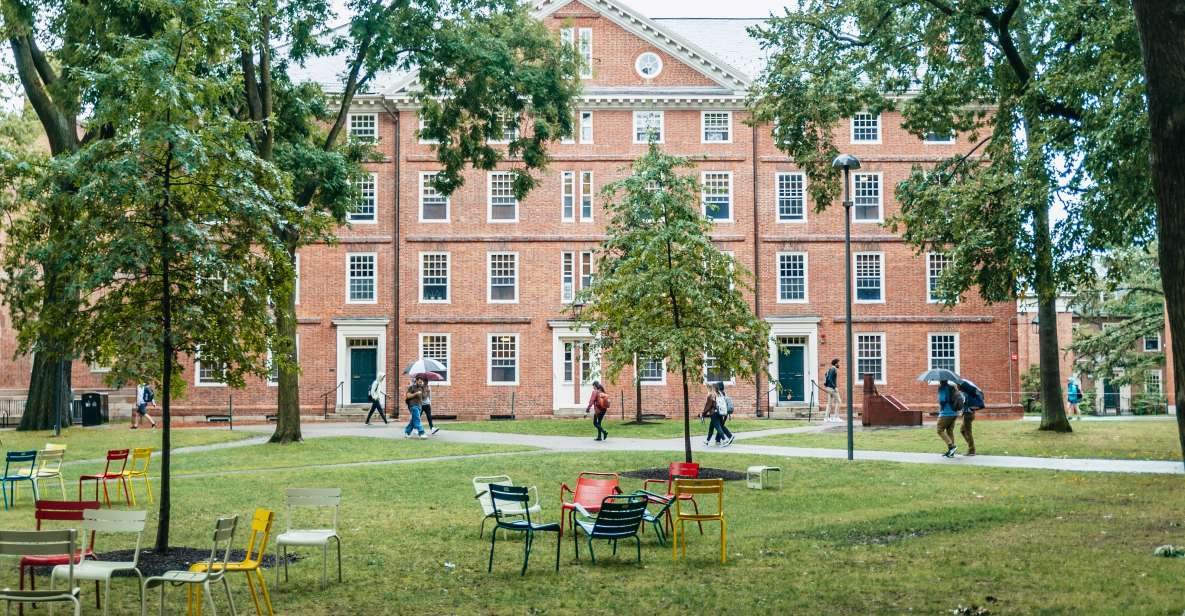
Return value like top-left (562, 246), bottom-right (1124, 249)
top-left (635, 490), bottom-right (675, 546)
top-left (486, 484), bottom-right (560, 576)
top-left (572, 493), bottom-right (648, 564)
top-left (1, 450), bottom-right (38, 510)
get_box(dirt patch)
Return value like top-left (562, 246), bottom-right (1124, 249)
top-left (621, 467), bottom-right (747, 482)
top-left (26, 547), bottom-right (300, 579)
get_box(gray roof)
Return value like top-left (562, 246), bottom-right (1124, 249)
top-left (655, 18), bottom-right (770, 79)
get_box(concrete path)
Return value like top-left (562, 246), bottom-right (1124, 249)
top-left (241, 423), bottom-right (1184, 476)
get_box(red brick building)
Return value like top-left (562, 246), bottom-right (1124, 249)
top-left (1, 0), bottom-right (1023, 421)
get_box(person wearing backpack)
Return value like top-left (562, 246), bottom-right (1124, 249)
top-left (936, 379), bottom-right (960, 457)
top-left (584, 381), bottom-right (609, 441)
top-left (365, 373), bottom-right (388, 426)
top-left (132, 382), bottom-right (158, 430)
top-left (702, 382), bottom-right (734, 447)
top-left (958, 378), bottom-right (986, 456)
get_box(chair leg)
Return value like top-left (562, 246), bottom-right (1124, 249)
top-left (635, 536), bottom-right (642, 563)
top-left (57, 475), bottom-right (65, 499)
top-left (572, 526), bottom-right (579, 561)
top-left (478, 515), bottom-right (488, 539)
top-left (120, 476), bottom-right (131, 505)
top-left (554, 531), bottom-right (561, 572)
top-left (101, 477), bottom-right (111, 507)
top-left (282, 546), bottom-right (288, 584)
top-left (321, 543), bottom-right (328, 587)
top-left (487, 525), bottom-right (497, 573)
top-left (221, 576), bottom-right (237, 616)
top-left (158, 581), bottom-right (165, 616)
top-left (520, 531), bottom-right (531, 576)
top-left (102, 578), bottom-right (111, 616)
top-left (334, 536), bottom-right (342, 583)
top-left (145, 474), bottom-right (155, 504)
top-left (720, 518), bottom-right (727, 564)
top-left (254, 570), bottom-right (275, 616)
top-left (204, 581), bottom-right (218, 616)
top-left (587, 537), bottom-right (596, 564)
top-left (691, 499), bottom-right (704, 535)
top-left (244, 571), bottom-right (260, 616)
top-left (126, 475), bottom-right (136, 506)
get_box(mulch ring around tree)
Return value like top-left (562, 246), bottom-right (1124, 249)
top-left (26, 548), bottom-right (302, 578)
top-left (621, 467), bottom-right (747, 482)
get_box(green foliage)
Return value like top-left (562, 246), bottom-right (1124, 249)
top-left (575, 145), bottom-right (771, 393)
top-left (1068, 245), bottom-right (1164, 389)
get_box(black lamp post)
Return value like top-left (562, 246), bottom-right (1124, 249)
top-left (832, 153), bottom-right (861, 461)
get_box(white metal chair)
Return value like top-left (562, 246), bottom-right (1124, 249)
top-left (51, 509), bottom-right (146, 616)
top-left (274, 488), bottom-right (342, 588)
top-left (142, 515), bottom-right (238, 616)
top-left (0, 528), bottom-right (81, 616)
top-left (473, 475), bottom-right (540, 538)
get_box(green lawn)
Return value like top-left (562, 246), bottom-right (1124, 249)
top-left (0, 425), bottom-right (255, 462)
top-left (444, 417), bottom-right (807, 439)
top-left (0, 445), bottom-right (1179, 614)
top-left (746, 418), bottom-right (1183, 461)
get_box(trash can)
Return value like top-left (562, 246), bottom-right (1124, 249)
top-left (81, 392), bottom-right (104, 426)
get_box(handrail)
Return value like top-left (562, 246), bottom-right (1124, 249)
top-left (321, 381), bottom-right (344, 420)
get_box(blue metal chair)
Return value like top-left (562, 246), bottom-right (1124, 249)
top-left (486, 484), bottom-right (561, 576)
top-left (1, 450), bottom-right (38, 510)
top-left (635, 490), bottom-right (675, 546)
top-left (572, 493), bottom-right (648, 564)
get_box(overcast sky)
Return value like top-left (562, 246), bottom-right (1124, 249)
top-left (617, 0), bottom-right (792, 17)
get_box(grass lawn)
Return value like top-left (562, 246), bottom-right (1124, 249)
top-left (0, 425), bottom-right (255, 462)
top-left (0, 445), bottom-right (1179, 614)
top-left (744, 418), bottom-right (1184, 461)
top-left (444, 417), bottom-right (807, 439)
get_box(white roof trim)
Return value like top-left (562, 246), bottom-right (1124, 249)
top-left (532, 0), bottom-right (751, 92)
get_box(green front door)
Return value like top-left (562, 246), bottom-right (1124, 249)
top-left (777, 344), bottom-right (805, 403)
top-left (350, 348), bottom-right (377, 404)
top-left (1103, 379), bottom-right (1119, 412)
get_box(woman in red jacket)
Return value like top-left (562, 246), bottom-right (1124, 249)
top-left (585, 381), bottom-right (609, 441)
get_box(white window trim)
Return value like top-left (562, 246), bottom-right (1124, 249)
top-left (703, 353), bottom-right (737, 386)
top-left (267, 335), bottom-right (300, 387)
top-left (775, 171), bottom-right (807, 224)
top-left (560, 251), bottom-right (575, 304)
top-left (349, 172), bottom-right (379, 225)
top-left (635, 51), bottom-right (664, 79)
top-left (701, 171), bottom-right (734, 223)
top-left (1144, 333), bottom-right (1162, 352)
top-left (923, 132), bottom-right (956, 144)
top-left (487, 251), bottom-right (519, 304)
top-left (578, 27), bottom-right (593, 79)
top-left (580, 170), bottom-right (594, 222)
top-left (856, 332), bottom-right (887, 385)
top-left (345, 252), bottom-right (378, 305)
top-left (89, 364), bottom-right (111, 373)
top-left (851, 171), bottom-right (884, 224)
top-left (194, 348), bottom-right (226, 387)
top-left (927, 332), bottom-right (960, 375)
top-left (633, 110), bottom-right (664, 144)
top-left (487, 172), bottom-right (519, 223)
top-left (850, 112), bottom-right (882, 144)
top-left (348, 112), bottom-right (378, 141)
top-left (700, 111), bottom-right (732, 144)
top-left (927, 252), bottom-right (954, 304)
top-left (419, 251), bottom-right (450, 304)
top-left (579, 110), bottom-right (594, 144)
top-left (854, 251), bottom-right (885, 304)
top-left (561, 171), bottom-right (576, 222)
top-left (776, 251), bottom-right (809, 304)
top-left (419, 333), bottom-right (452, 386)
top-left (417, 114), bottom-right (438, 145)
top-left (418, 172), bottom-right (450, 223)
top-left (487, 333), bottom-right (520, 386)
top-left (294, 253), bottom-right (300, 306)
top-left (636, 355), bottom-right (667, 386)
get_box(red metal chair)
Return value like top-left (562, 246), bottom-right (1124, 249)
top-left (642, 462), bottom-right (704, 535)
top-left (559, 472), bottom-right (621, 538)
top-left (78, 449), bottom-right (131, 507)
top-left (19, 499), bottom-right (102, 614)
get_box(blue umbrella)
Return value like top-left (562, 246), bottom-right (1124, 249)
top-left (917, 369), bottom-right (961, 383)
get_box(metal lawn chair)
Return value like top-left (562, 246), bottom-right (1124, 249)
top-left (571, 493), bottom-right (648, 564)
top-left (50, 508), bottom-right (147, 616)
top-left (275, 488), bottom-right (342, 588)
top-left (0, 529), bottom-right (81, 616)
top-left (142, 515), bottom-right (238, 616)
top-left (486, 484), bottom-right (560, 576)
top-left (1, 451), bottom-right (38, 510)
top-left (78, 450), bottom-right (130, 508)
top-left (189, 508), bottom-right (276, 616)
top-left (473, 475), bottom-right (540, 538)
top-left (118, 448), bottom-right (154, 505)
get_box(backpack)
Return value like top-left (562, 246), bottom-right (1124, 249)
top-left (951, 388), bottom-right (965, 412)
top-left (715, 393), bottom-right (731, 416)
top-left (595, 392), bottom-right (610, 412)
top-left (143, 386), bottom-right (154, 403)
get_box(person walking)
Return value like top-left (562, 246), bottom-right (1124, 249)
top-left (957, 378), bottom-right (986, 456)
top-left (702, 382), bottom-right (734, 447)
top-left (1066, 376), bottom-right (1083, 420)
top-left (365, 373), bottom-right (388, 425)
top-left (937, 378), bottom-right (959, 457)
top-left (585, 381), bottom-right (609, 441)
top-left (403, 375), bottom-right (427, 439)
top-left (132, 382), bottom-right (158, 429)
top-left (816, 358), bottom-right (841, 422)
top-left (421, 380), bottom-right (440, 435)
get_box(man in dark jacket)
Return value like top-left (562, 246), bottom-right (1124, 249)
top-left (957, 379), bottom-right (986, 456)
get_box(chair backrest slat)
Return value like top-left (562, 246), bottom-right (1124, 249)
top-left (129, 448), bottom-right (153, 473)
top-left (669, 462), bottom-right (700, 481)
top-left (35, 500), bottom-right (103, 528)
top-left (473, 475), bottom-right (512, 516)
top-left (488, 484), bottom-right (534, 524)
top-left (589, 495), bottom-right (646, 538)
top-left (244, 508), bottom-right (275, 562)
top-left (37, 449), bottom-right (65, 473)
top-left (673, 478), bottom-right (724, 515)
top-left (574, 474), bottom-right (620, 507)
top-left (285, 488), bottom-right (341, 533)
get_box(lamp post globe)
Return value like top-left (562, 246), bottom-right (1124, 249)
top-left (832, 153), bottom-right (860, 461)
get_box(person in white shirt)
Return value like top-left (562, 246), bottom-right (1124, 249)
top-left (366, 374), bottom-right (388, 425)
top-left (133, 382), bottom-right (158, 429)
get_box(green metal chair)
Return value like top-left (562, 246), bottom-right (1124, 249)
top-left (571, 493), bottom-right (648, 564)
top-left (635, 490), bottom-right (675, 546)
top-left (1, 450), bottom-right (38, 510)
top-left (486, 484), bottom-right (560, 576)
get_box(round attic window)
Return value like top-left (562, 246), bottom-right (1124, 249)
top-left (635, 52), bottom-right (663, 79)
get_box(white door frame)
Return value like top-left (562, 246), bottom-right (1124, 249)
top-left (333, 318), bottom-right (389, 407)
top-left (548, 321), bottom-right (598, 412)
top-left (766, 316), bottom-right (820, 408)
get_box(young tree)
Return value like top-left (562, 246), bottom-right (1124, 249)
top-left (239, 0), bottom-right (580, 442)
top-left (1068, 246), bottom-right (1164, 399)
top-left (749, 0), bottom-right (1155, 432)
top-left (2, 1), bottom-right (287, 551)
top-left (1131, 1), bottom-right (1185, 467)
top-left (575, 146), bottom-right (770, 462)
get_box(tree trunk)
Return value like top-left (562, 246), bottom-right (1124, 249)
top-left (154, 141), bottom-right (175, 554)
top-left (1132, 0), bottom-right (1185, 469)
top-left (679, 351), bottom-right (692, 464)
top-left (20, 354), bottom-right (71, 431)
top-left (270, 244), bottom-right (302, 443)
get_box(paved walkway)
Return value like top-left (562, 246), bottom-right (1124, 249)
top-left (241, 423), bottom-right (1184, 476)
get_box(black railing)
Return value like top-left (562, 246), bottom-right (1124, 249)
top-left (321, 381), bottom-right (344, 420)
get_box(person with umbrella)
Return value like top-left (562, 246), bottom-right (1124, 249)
top-left (918, 368), bottom-right (961, 457)
top-left (365, 373), bottom-right (388, 425)
top-left (957, 378), bottom-right (986, 456)
top-left (404, 358), bottom-right (446, 435)
top-left (404, 374), bottom-right (428, 439)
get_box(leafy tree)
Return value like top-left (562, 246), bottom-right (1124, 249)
top-left (239, 0), bottom-right (580, 442)
top-left (2, 0), bottom-right (287, 551)
top-left (748, 0), bottom-right (1154, 433)
top-left (575, 146), bottom-right (771, 462)
top-left (1068, 246), bottom-right (1164, 392)
top-left (1131, 1), bottom-right (1185, 467)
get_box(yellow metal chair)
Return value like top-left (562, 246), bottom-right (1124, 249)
top-left (118, 447), bottom-right (154, 505)
top-left (14, 443), bottom-right (67, 501)
top-left (671, 478), bottom-right (727, 564)
top-left (188, 508), bottom-right (276, 616)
